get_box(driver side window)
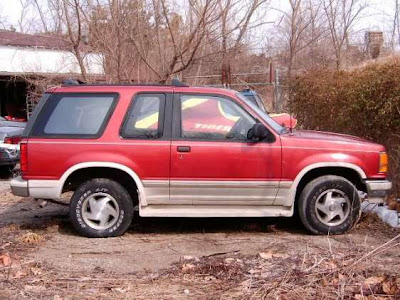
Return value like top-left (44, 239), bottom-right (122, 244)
top-left (180, 95), bottom-right (256, 141)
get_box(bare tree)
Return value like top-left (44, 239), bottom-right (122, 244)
top-left (28, 0), bottom-right (89, 79)
top-left (23, 0), bottom-right (335, 85)
top-left (286, 0), bottom-right (308, 77)
top-left (31, 0), bottom-right (50, 32)
top-left (275, 0), bottom-right (327, 78)
top-left (305, 0), bottom-right (328, 69)
top-left (323, 0), bottom-right (367, 69)
top-left (82, 0), bottom-right (151, 83)
top-left (0, 7), bottom-right (7, 29)
top-left (391, 0), bottom-right (400, 49)
top-left (217, 0), bottom-right (270, 85)
top-left (17, 0), bottom-right (34, 32)
top-left (111, 0), bottom-right (269, 84)
top-left (123, 0), bottom-right (222, 83)
top-left (61, 0), bottom-right (88, 80)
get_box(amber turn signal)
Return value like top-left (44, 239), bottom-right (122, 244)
top-left (379, 152), bottom-right (388, 173)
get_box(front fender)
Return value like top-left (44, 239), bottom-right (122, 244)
top-left (294, 153), bottom-right (367, 180)
top-left (277, 159), bottom-right (367, 208)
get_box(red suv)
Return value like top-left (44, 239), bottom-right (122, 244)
top-left (10, 81), bottom-right (392, 237)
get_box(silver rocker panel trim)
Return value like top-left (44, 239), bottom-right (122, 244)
top-left (139, 204), bottom-right (293, 217)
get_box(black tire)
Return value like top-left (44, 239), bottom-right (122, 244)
top-left (69, 178), bottom-right (134, 238)
top-left (298, 175), bottom-right (360, 235)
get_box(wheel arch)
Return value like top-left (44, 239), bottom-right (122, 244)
top-left (59, 162), bottom-right (147, 206)
top-left (289, 162), bottom-right (367, 207)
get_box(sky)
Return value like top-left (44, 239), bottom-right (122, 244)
top-left (0, 0), bottom-right (396, 36)
top-left (1, 0), bottom-right (24, 25)
top-left (266, 0), bottom-right (396, 31)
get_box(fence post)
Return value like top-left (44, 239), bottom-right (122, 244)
top-left (274, 68), bottom-right (282, 112)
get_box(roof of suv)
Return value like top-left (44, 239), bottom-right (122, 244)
top-left (48, 83), bottom-right (238, 99)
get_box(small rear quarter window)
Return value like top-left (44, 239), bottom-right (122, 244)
top-left (31, 93), bottom-right (118, 138)
top-left (121, 94), bottom-right (166, 139)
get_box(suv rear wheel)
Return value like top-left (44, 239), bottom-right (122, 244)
top-left (298, 175), bottom-right (360, 235)
top-left (69, 178), bottom-right (134, 238)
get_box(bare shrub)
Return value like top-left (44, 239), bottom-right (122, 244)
top-left (291, 56), bottom-right (400, 194)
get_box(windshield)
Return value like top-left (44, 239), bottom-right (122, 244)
top-left (242, 94), bottom-right (267, 113)
top-left (253, 94), bottom-right (268, 113)
top-left (243, 94), bottom-right (257, 106)
top-left (236, 92), bottom-right (284, 134)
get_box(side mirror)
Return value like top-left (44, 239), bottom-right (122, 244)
top-left (247, 123), bottom-right (270, 141)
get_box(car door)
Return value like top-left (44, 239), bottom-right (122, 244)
top-left (170, 93), bottom-right (282, 205)
top-left (119, 92), bottom-right (172, 205)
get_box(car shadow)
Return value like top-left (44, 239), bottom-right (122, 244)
top-left (0, 199), bottom-right (308, 236)
top-left (128, 213), bottom-right (307, 235)
top-left (0, 198), bottom-right (307, 235)
top-left (0, 198), bottom-right (69, 229)
top-left (55, 214), bottom-right (308, 236)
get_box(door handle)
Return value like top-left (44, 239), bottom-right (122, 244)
top-left (177, 146), bottom-right (191, 153)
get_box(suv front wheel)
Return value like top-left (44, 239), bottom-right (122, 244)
top-left (69, 178), bottom-right (134, 238)
top-left (298, 175), bottom-right (360, 235)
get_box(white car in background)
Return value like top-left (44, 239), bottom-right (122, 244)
top-left (0, 117), bottom-right (25, 172)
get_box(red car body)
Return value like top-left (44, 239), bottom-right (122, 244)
top-left (21, 85), bottom-right (386, 181)
top-left (10, 83), bottom-right (391, 236)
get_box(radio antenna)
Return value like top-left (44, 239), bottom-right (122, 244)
top-left (289, 85), bottom-right (293, 134)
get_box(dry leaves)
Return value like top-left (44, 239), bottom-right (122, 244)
top-left (259, 251), bottom-right (288, 260)
top-left (24, 285), bottom-right (46, 293)
top-left (363, 276), bottom-right (385, 286)
top-left (382, 278), bottom-right (398, 295)
top-left (360, 276), bottom-right (399, 297)
top-left (181, 263), bottom-right (196, 273)
top-left (19, 232), bottom-right (44, 245)
top-left (0, 253), bottom-right (11, 266)
top-left (11, 270), bottom-right (28, 279)
top-left (321, 259), bottom-right (338, 270)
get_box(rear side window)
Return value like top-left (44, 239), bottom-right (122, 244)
top-left (31, 93), bottom-right (118, 138)
top-left (121, 94), bottom-right (165, 139)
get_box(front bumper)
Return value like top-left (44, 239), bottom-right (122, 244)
top-left (365, 180), bottom-right (392, 203)
top-left (10, 176), bottom-right (29, 197)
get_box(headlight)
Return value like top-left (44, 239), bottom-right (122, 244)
top-left (379, 152), bottom-right (388, 173)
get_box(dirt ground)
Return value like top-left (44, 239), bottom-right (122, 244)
top-left (0, 178), bottom-right (400, 299)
